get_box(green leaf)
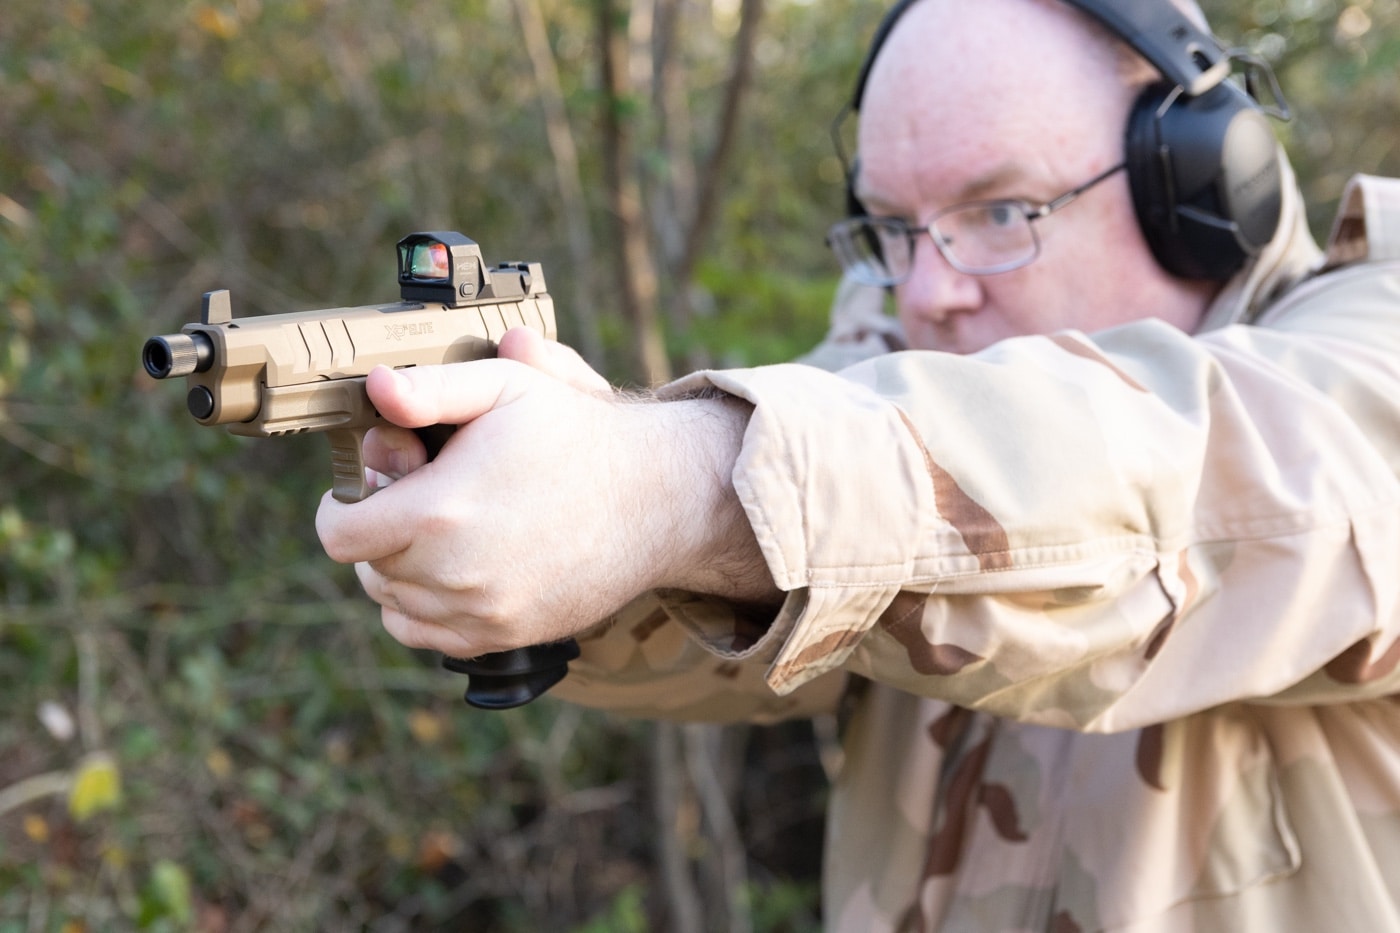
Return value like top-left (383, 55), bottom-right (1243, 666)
top-left (148, 859), bottom-right (194, 925)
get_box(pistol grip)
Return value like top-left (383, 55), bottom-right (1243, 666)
top-left (410, 422), bottom-right (577, 708)
top-left (332, 420), bottom-right (577, 710)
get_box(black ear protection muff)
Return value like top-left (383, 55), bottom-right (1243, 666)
top-left (841, 0), bottom-right (1288, 281)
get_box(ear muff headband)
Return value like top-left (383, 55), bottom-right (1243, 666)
top-left (844, 0), bottom-right (1285, 281)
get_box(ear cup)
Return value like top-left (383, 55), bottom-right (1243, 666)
top-left (1125, 79), bottom-right (1283, 280)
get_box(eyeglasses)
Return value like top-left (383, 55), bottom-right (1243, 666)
top-left (826, 162), bottom-right (1127, 286)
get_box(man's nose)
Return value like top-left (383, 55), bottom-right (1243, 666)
top-left (895, 235), bottom-right (984, 324)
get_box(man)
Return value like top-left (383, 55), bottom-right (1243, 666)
top-left (318, 0), bottom-right (1400, 927)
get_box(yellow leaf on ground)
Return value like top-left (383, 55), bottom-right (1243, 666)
top-left (22, 813), bottom-right (48, 843)
top-left (407, 708), bottom-right (445, 745)
top-left (68, 753), bottom-right (121, 822)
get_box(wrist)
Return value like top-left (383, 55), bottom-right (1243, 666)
top-left (623, 393), bottom-right (781, 607)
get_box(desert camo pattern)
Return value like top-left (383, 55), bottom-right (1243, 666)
top-left (552, 171), bottom-right (1400, 931)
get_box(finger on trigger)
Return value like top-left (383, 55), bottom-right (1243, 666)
top-left (364, 424), bottom-right (427, 479)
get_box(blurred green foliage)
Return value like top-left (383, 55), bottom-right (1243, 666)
top-left (1204, 0), bottom-right (1400, 234)
top-left (1, 0), bottom-right (1396, 928)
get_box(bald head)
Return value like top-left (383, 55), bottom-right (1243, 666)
top-left (1053, 0), bottom-right (1213, 87)
top-left (851, 0), bottom-right (1221, 354)
top-left (856, 0), bottom-right (1138, 209)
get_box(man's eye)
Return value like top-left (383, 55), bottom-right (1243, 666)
top-left (985, 203), bottom-right (1020, 227)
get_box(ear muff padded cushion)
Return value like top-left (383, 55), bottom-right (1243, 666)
top-left (1125, 80), bottom-right (1283, 280)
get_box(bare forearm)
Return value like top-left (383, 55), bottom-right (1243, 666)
top-left (634, 393), bottom-right (783, 608)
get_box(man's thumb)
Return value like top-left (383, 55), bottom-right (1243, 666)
top-left (364, 362), bottom-right (509, 428)
top-left (497, 328), bottom-right (611, 394)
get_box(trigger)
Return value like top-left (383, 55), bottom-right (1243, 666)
top-left (328, 427), bottom-right (372, 503)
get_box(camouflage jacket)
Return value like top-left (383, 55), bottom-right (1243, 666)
top-left (553, 172), bottom-right (1400, 931)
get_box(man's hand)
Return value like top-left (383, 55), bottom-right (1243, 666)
top-left (357, 328), bottom-right (612, 488)
top-left (315, 330), bottom-right (779, 659)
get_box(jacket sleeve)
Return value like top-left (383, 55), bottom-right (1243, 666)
top-left (549, 591), bottom-right (849, 723)
top-left (545, 277), bottom-right (897, 723)
top-left (673, 260), bottom-right (1400, 732)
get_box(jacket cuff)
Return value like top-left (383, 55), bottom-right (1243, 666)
top-left (660, 363), bottom-right (937, 692)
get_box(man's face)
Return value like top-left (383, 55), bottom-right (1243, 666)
top-left (856, 0), bottom-right (1213, 355)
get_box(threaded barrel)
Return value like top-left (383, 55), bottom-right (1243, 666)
top-left (142, 332), bottom-right (214, 379)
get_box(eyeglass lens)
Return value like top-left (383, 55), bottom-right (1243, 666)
top-left (835, 202), bottom-right (1037, 284)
